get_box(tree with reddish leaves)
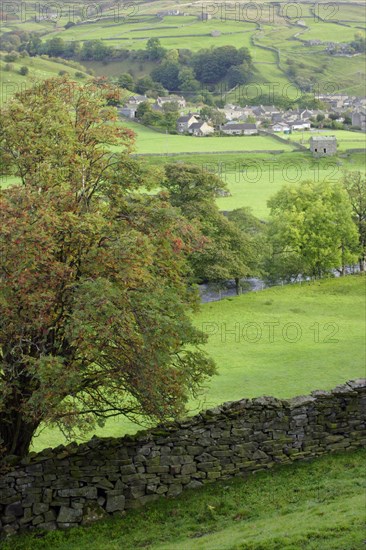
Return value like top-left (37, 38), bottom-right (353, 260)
top-left (0, 78), bottom-right (215, 460)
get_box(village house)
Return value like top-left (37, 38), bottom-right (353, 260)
top-left (221, 122), bottom-right (258, 135)
top-left (189, 121), bottom-right (215, 136)
top-left (309, 136), bottom-right (337, 157)
top-left (220, 104), bottom-right (254, 121)
top-left (157, 96), bottom-right (186, 108)
top-left (157, 9), bottom-right (181, 16)
top-left (252, 105), bottom-right (281, 119)
top-left (198, 12), bottom-right (212, 20)
top-left (128, 95), bottom-right (148, 105)
top-left (271, 122), bottom-right (291, 132)
top-left (176, 114), bottom-right (199, 133)
top-left (290, 120), bottom-right (311, 131)
top-left (352, 108), bottom-right (366, 131)
top-left (119, 104), bottom-right (138, 119)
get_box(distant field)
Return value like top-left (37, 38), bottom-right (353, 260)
top-left (2, 2), bottom-right (365, 95)
top-left (118, 119), bottom-right (295, 154)
top-left (151, 150), bottom-right (365, 217)
top-left (31, 275), bottom-right (365, 451)
top-left (282, 129), bottom-right (366, 152)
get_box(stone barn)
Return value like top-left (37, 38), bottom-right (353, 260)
top-left (309, 136), bottom-right (337, 157)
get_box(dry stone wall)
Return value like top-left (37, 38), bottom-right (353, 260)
top-left (1, 379), bottom-right (365, 537)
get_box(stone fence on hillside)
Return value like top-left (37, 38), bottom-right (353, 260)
top-left (1, 379), bottom-right (365, 537)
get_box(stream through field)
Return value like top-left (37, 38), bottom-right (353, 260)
top-left (199, 266), bottom-right (361, 303)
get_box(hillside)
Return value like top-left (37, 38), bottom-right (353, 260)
top-left (0, 53), bottom-right (89, 104)
top-left (1, 1), bottom-right (365, 96)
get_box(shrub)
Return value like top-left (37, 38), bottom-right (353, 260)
top-left (4, 63), bottom-right (14, 72)
top-left (75, 71), bottom-right (86, 78)
top-left (4, 51), bottom-right (18, 62)
top-left (19, 66), bottom-right (29, 76)
top-left (59, 70), bottom-right (68, 76)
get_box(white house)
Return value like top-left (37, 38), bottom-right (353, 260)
top-left (189, 121), bottom-right (215, 136)
top-left (221, 122), bottom-right (258, 135)
top-left (157, 95), bottom-right (186, 108)
top-left (271, 122), bottom-right (290, 132)
top-left (290, 120), bottom-right (311, 131)
top-left (128, 95), bottom-right (148, 105)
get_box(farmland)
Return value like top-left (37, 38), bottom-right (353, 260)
top-left (1, 1), bottom-right (365, 96)
top-left (119, 120), bottom-right (295, 155)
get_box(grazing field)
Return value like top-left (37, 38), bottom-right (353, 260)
top-left (0, 54), bottom-right (89, 104)
top-left (31, 275), bottom-right (365, 451)
top-left (5, 449), bottom-right (366, 550)
top-left (118, 119), bottom-right (295, 154)
top-left (282, 130), bottom-right (366, 153)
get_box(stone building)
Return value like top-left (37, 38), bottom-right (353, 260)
top-left (309, 136), bottom-right (337, 157)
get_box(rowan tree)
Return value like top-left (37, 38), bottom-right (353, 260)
top-left (0, 78), bottom-right (215, 460)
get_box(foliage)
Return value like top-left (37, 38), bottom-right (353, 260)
top-left (117, 73), bottom-right (135, 91)
top-left (0, 78), bottom-right (215, 459)
top-left (342, 171), bottom-right (366, 270)
top-left (162, 164), bottom-right (255, 289)
top-left (146, 38), bottom-right (166, 61)
top-left (199, 106), bottom-right (226, 127)
top-left (266, 180), bottom-right (359, 280)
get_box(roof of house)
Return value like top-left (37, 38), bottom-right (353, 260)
top-left (177, 114), bottom-right (196, 123)
top-left (120, 104), bottom-right (137, 111)
top-left (310, 135), bottom-right (337, 141)
top-left (291, 120), bottom-right (310, 125)
top-left (190, 122), bottom-right (212, 130)
top-left (158, 95), bottom-right (185, 102)
top-left (223, 123), bottom-right (257, 130)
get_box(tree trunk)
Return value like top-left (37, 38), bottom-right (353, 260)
top-left (235, 278), bottom-right (240, 295)
top-left (0, 408), bottom-right (38, 459)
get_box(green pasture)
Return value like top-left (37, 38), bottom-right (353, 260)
top-left (283, 130), bottom-right (366, 152)
top-left (31, 275), bottom-right (365, 451)
top-left (304, 21), bottom-right (365, 42)
top-left (155, 151), bottom-right (349, 218)
top-left (0, 54), bottom-right (89, 105)
top-left (48, 16), bottom-right (255, 51)
top-left (119, 119), bottom-right (295, 154)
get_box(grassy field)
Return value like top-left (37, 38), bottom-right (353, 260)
top-left (30, 275), bottom-right (365, 451)
top-left (0, 54), bottom-right (89, 104)
top-left (3, 147), bottom-right (364, 219)
top-left (5, 449), bottom-right (366, 550)
top-left (284, 130), bottom-right (366, 152)
top-left (119, 119), bottom-right (295, 154)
